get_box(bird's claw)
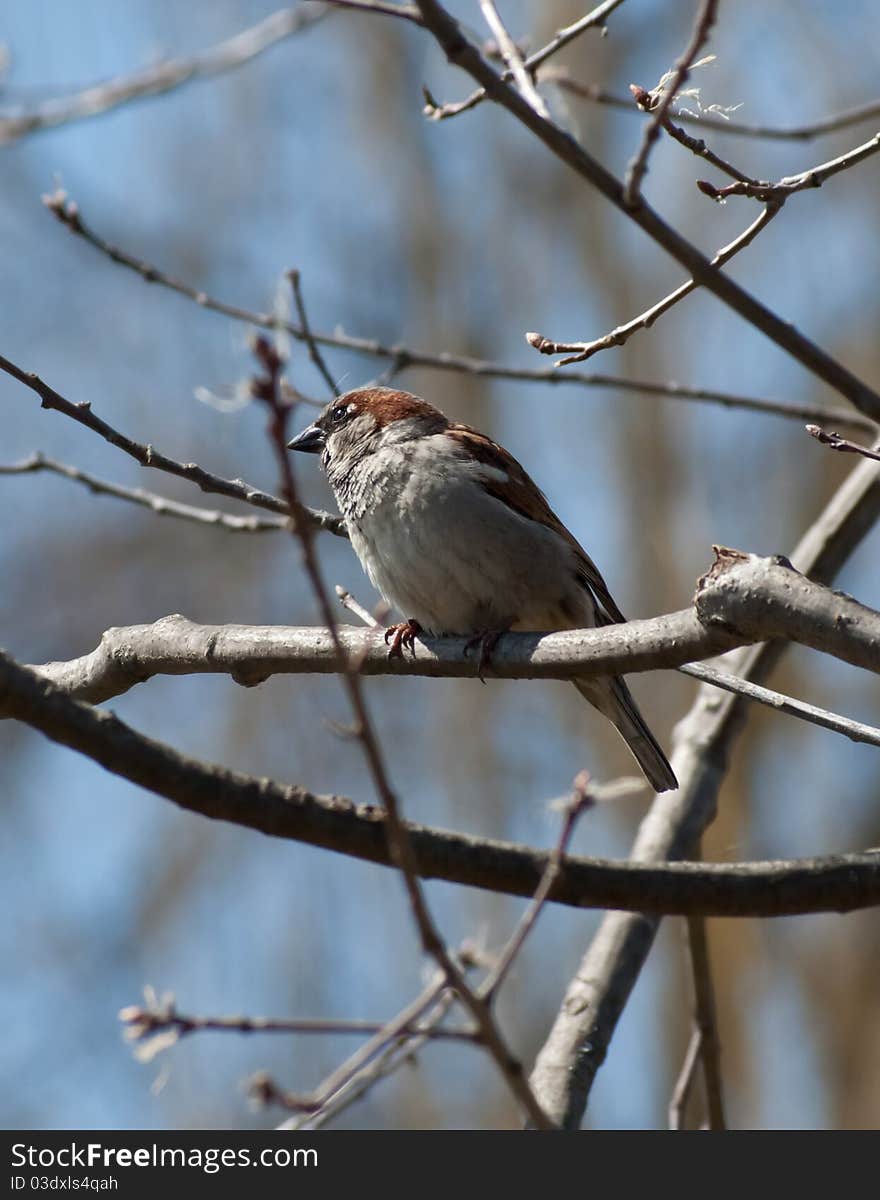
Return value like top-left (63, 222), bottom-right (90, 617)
top-left (384, 619), bottom-right (422, 659)
top-left (463, 629), bottom-right (505, 683)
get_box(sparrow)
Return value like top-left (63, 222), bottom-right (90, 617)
top-left (288, 386), bottom-right (677, 792)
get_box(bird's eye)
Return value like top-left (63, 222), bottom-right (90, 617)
top-left (329, 406), bottom-right (347, 425)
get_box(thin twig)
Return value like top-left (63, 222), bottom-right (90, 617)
top-left (623, 0), bottom-right (719, 207)
top-left (250, 972), bottom-right (452, 1114)
top-left (628, 85), bottom-right (759, 185)
top-left (0, 350), bottom-right (347, 536)
top-left (697, 131), bottom-right (880, 202)
top-left (0, 5), bottom-right (329, 145)
top-left (287, 269), bottom-right (339, 397)
top-left (668, 1028), bottom-right (703, 1129)
top-left (281, 988), bottom-right (460, 1129)
top-left (41, 191), bottom-right (878, 433)
top-left (478, 2), bottom-right (548, 119)
top-left (253, 334), bottom-right (553, 1129)
top-left (259, 950), bottom-right (478, 1126)
top-left (543, 72), bottom-right (880, 142)
top-left (528, 203), bottom-right (780, 365)
top-left (421, 0), bottom-right (628, 121)
top-left (119, 993), bottom-right (471, 1049)
top-left (806, 424), bottom-right (880, 463)
top-left (685, 898), bottom-right (726, 1129)
top-left (480, 772), bottom-right (593, 1002)
top-left (410, 0), bottom-right (880, 421)
top-left (679, 662), bottom-right (880, 749)
top-left (0, 453), bottom-right (287, 533)
top-left (335, 584), bottom-right (388, 627)
top-left (319, 0), bottom-right (420, 21)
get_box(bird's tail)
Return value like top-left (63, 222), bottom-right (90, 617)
top-left (574, 676), bottom-right (678, 794)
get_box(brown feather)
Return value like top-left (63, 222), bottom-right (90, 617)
top-left (446, 424), bottom-right (627, 625)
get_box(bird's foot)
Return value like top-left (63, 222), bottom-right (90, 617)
top-left (384, 619), bottom-right (423, 659)
top-left (463, 629), bottom-right (506, 683)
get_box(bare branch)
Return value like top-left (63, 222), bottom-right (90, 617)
top-left (544, 72), bottom-right (880, 143)
top-left (680, 662), bottom-right (880, 749)
top-left (628, 85), bottom-right (760, 185)
top-left (529, 452), bottom-right (880, 1127)
top-left (16, 609), bottom-right (739, 703)
top-left (0, 350), bottom-right (347, 537)
top-left (41, 192), bottom-right (877, 433)
top-left (697, 131), bottom-right (880, 202)
top-left (685, 903), bottom-right (726, 1129)
top-left (622, 0), bottom-right (720, 208)
top-left (528, 203), bottom-right (779, 366)
top-left (422, 0), bottom-right (627, 121)
top-left (16, 553), bottom-right (880, 723)
top-left (321, 0), bottom-right (420, 21)
top-left (411, 0), bottom-right (880, 420)
top-left (287, 269), bottom-right (340, 397)
top-left (0, 454), bottom-right (287, 533)
top-left (277, 982), bottom-right (459, 1129)
top-left (480, 773), bottom-right (593, 1002)
top-left (668, 1028), bottom-right (702, 1130)
top-left (0, 5), bottom-right (329, 145)
top-left (693, 546), bottom-right (880, 674)
top-left (252, 337), bottom-right (554, 1129)
top-left (119, 991), bottom-right (471, 1054)
top-left (3, 646), bottom-right (880, 919)
top-left (478, 2), bottom-right (549, 119)
top-left (335, 584), bottom-right (386, 628)
top-left (807, 425), bottom-right (880, 464)
top-left (281, 991), bottom-right (457, 1129)
top-left (250, 972), bottom-right (452, 1115)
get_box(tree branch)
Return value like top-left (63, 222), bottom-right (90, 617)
top-left (622, 0), bottom-right (719, 208)
top-left (680, 661), bottom-right (880, 749)
top-left (694, 546), bottom-right (880, 674)
top-left (0, 4), bottom-right (329, 145)
top-left (0, 350), bottom-right (347, 537)
top-left (16, 550), bottom-right (879, 708)
top-left (528, 203), bottom-right (779, 366)
top-left (420, 0), bottom-right (628, 121)
top-left (478, 2), bottom-right (548, 119)
top-left (15, 608), bottom-right (737, 703)
top-left (411, 0), bottom-right (880, 420)
top-left (2, 647), bottom-right (879, 918)
top-left (544, 73), bottom-right (880, 143)
top-left (807, 425), bottom-right (880, 464)
top-left (696, 131), bottom-right (880, 202)
top-left (0, 453), bottom-right (288, 533)
top-left (685, 904), bottom-right (726, 1129)
top-left (528, 452), bottom-right (880, 1127)
top-left (40, 192), bottom-right (877, 433)
top-left (252, 336), bottom-right (553, 1128)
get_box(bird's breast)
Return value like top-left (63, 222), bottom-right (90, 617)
top-left (333, 439), bottom-right (593, 634)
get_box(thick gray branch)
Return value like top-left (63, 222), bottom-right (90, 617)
top-left (1, 649), bottom-right (878, 919)
top-left (15, 551), bottom-right (879, 708)
top-left (529, 455), bottom-right (880, 1128)
top-left (694, 547), bottom-right (880, 673)
top-left (19, 609), bottom-right (736, 705)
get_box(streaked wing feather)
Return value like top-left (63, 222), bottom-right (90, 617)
top-left (446, 424), bottom-right (627, 625)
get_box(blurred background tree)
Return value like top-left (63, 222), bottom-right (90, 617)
top-left (1, 0), bottom-right (878, 1129)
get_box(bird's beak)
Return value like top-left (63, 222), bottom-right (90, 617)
top-left (287, 423), bottom-right (326, 454)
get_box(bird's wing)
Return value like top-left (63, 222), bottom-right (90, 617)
top-left (447, 423), bottom-right (627, 625)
